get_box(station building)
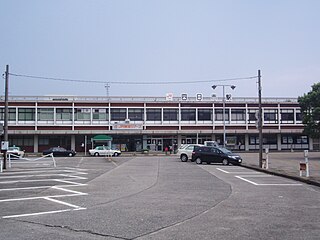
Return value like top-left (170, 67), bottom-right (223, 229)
top-left (0, 95), bottom-right (316, 153)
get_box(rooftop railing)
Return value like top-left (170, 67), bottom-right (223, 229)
top-left (0, 95), bottom-right (298, 103)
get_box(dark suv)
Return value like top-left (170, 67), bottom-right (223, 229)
top-left (191, 146), bottom-right (242, 165)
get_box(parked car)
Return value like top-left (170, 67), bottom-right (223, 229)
top-left (7, 146), bottom-right (25, 158)
top-left (89, 146), bottom-right (121, 157)
top-left (43, 147), bottom-right (76, 157)
top-left (192, 146), bottom-right (242, 165)
top-left (177, 144), bottom-right (203, 162)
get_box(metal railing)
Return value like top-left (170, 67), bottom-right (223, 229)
top-left (0, 95), bottom-right (298, 104)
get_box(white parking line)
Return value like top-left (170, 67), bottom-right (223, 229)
top-left (216, 168), bottom-right (230, 173)
top-left (216, 168), bottom-right (260, 175)
top-left (51, 186), bottom-right (87, 195)
top-left (235, 176), bottom-right (259, 185)
top-left (2, 208), bottom-right (85, 219)
top-left (216, 167), bottom-right (303, 186)
top-left (44, 197), bottom-right (85, 209)
top-left (0, 167), bottom-right (88, 219)
top-left (235, 176), bottom-right (303, 186)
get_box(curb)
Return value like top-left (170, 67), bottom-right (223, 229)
top-left (241, 164), bottom-right (320, 187)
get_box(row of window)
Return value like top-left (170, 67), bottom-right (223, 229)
top-left (0, 107), bottom-right (302, 123)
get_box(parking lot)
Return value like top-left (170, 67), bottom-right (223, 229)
top-left (0, 155), bottom-right (319, 240)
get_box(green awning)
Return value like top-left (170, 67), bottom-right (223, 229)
top-left (92, 135), bottom-right (113, 141)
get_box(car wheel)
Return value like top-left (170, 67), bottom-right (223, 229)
top-left (222, 159), bottom-right (229, 165)
top-left (113, 152), bottom-right (118, 157)
top-left (195, 157), bottom-right (202, 164)
top-left (180, 154), bottom-right (188, 162)
top-left (94, 152), bottom-right (99, 157)
top-left (68, 153), bottom-right (73, 157)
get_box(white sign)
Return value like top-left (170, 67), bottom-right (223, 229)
top-left (166, 93), bottom-right (173, 101)
top-left (181, 93), bottom-right (188, 101)
top-left (1, 141), bottom-right (9, 150)
top-left (196, 93), bottom-right (203, 101)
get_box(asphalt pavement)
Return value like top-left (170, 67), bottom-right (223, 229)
top-left (0, 155), bottom-right (319, 240)
top-left (238, 151), bottom-right (320, 187)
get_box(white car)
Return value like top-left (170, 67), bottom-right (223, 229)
top-left (177, 144), bottom-right (202, 162)
top-left (7, 146), bottom-right (25, 158)
top-left (89, 146), bottom-right (121, 157)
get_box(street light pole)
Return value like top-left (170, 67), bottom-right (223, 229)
top-left (222, 85), bottom-right (226, 147)
top-left (258, 70), bottom-right (263, 168)
top-left (212, 84), bottom-right (236, 148)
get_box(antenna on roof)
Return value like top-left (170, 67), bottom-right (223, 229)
top-left (105, 83), bottom-right (110, 98)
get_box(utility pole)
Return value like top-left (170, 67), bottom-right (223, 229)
top-left (258, 70), bottom-right (263, 168)
top-left (3, 65), bottom-right (9, 169)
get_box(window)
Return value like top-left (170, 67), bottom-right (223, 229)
top-left (18, 108), bottom-right (35, 121)
top-left (56, 108), bottom-right (72, 121)
top-left (111, 108), bottom-right (126, 121)
top-left (282, 135), bottom-right (308, 144)
top-left (264, 109), bottom-right (278, 123)
top-left (146, 108), bottom-right (161, 121)
top-left (248, 109), bottom-right (258, 124)
top-left (93, 108), bottom-right (108, 120)
top-left (38, 108), bottom-right (54, 121)
top-left (198, 109), bottom-right (212, 121)
top-left (9, 136), bottom-right (33, 147)
top-left (281, 109), bottom-right (294, 123)
top-left (75, 108), bottom-right (91, 120)
top-left (231, 109), bottom-right (246, 121)
top-left (181, 109), bottom-right (196, 121)
top-left (215, 109), bottom-right (229, 121)
top-left (0, 108), bottom-right (16, 121)
top-left (163, 109), bottom-right (178, 121)
top-left (128, 108), bottom-right (144, 121)
top-left (296, 110), bottom-right (302, 122)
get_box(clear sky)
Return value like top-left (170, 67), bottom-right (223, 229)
top-left (1, 0), bottom-right (319, 98)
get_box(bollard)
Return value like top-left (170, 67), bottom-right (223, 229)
top-left (262, 148), bottom-right (269, 169)
top-left (300, 150), bottom-right (309, 177)
top-left (265, 148), bottom-right (269, 169)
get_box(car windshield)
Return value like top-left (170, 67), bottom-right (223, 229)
top-left (218, 148), bottom-right (232, 154)
top-left (8, 147), bottom-right (20, 151)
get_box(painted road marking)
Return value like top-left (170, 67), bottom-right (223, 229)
top-left (235, 176), bottom-right (303, 186)
top-left (216, 167), bottom-right (303, 186)
top-left (0, 168), bottom-right (88, 219)
top-left (2, 208), bottom-right (84, 219)
top-left (216, 168), bottom-right (261, 174)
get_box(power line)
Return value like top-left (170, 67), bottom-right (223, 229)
top-left (9, 72), bottom-right (258, 85)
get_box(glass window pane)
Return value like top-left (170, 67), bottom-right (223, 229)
top-left (146, 109), bottom-right (161, 121)
top-left (181, 109), bottom-right (196, 121)
top-left (198, 109), bottom-right (212, 121)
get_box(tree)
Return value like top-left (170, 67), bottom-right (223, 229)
top-left (298, 82), bottom-right (320, 138)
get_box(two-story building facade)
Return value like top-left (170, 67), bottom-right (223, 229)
top-left (0, 95), bottom-right (314, 153)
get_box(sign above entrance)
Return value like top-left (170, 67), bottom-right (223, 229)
top-left (113, 123), bottom-right (143, 130)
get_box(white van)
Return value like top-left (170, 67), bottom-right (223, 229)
top-left (204, 141), bottom-right (219, 147)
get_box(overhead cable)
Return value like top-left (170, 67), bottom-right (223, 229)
top-left (9, 72), bottom-right (258, 85)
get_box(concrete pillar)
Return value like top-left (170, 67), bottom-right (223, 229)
top-left (177, 134), bottom-right (182, 148)
top-left (71, 135), bottom-right (76, 151)
top-left (211, 134), bottom-right (216, 141)
top-left (245, 134), bottom-right (249, 151)
top-left (34, 135), bottom-right (39, 153)
top-left (277, 134), bottom-right (282, 151)
top-left (142, 135), bottom-right (148, 150)
top-left (309, 137), bottom-right (313, 151)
